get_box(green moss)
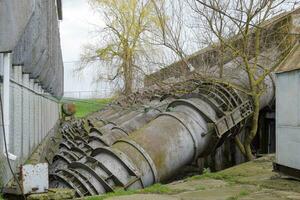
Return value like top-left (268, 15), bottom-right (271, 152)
top-left (239, 190), bottom-right (250, 196)
top-left (195, 185), bottom-right (206, 190)
top-left (187, 156), bottom-right (276, 184)
top-left (141, 183), bottom-right (178, 194)
top-left (225, 190), bottom-right (250, 200)
top-left (85, 189), bottom-right (136, 200)
top-left (61, 98), bottom-right (112, 118)
top-left (0, 156), bottom-right (5, 188)
top-left (84, 184), bottom-right (183, 200)
top-left (255, 178), bottom-right (300, 193)
top-left (28, 188), bottom-right (75, 200)
top-left (187, 171), bottom-right (239, 183)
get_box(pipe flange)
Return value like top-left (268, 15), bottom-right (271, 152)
top-left (115, 139), bottom-right (159, 183)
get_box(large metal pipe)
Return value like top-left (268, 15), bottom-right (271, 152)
top-left (50, 100), bottom-right (171, 173)
top-left (50, 47), bottom-right (276, 196)
top-left (49, 97), bottom-right (217, 196)
top-left (50, 80), bottom-right (259, 197)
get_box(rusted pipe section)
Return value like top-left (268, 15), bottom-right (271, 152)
top-left (50, 82), bottom-right (259, 197)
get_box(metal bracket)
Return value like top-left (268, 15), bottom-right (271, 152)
top-left (214, 100), bottom-right (253, 138)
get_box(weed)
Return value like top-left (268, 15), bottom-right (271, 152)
top-left (195, 185), bottom-right (206, 190)
top-left (239, 190), bottom-right (250, 196)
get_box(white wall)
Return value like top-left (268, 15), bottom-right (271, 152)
top-left (276, 70), bottom-right (300, 170)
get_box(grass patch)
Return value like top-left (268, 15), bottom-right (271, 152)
top-left (84, 189), bottom-right (136, 200)
top-left (84, 184), bottom-right (182, 200)
top-left (225, 190), bottom-right (250, 200)
top-left (186, 157), bottom-right (275, 184)
top-left (187, 170), bottom-right (239, 183)
top-left (142, 183), bottom-right (178, 194)
top-left (62, 98), bottom-right (112, 118)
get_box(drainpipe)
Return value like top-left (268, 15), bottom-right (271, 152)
top-left (1, 52), bottom-right (17, 160)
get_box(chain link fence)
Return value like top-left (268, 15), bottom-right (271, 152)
top-left (63, 90), bottom-right (114, 99)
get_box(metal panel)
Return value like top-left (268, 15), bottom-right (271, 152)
top-left (12, 65), bottom-right (23, 160)
top-left (276, 71), bottom-right (300, 126)
top-left (276, 70), bottom-right (300, 171)
top-left (9, 69), bottom-right (14, 152)
top-left (29, 79), bottom-right (35, 151)
top-left (276, 126), bottom-right (300, 170)
top-left (34, 83), bottom-right (39, 148)
top-left (41, 89), bottom-right (45, 138)
top-left (22, 73), bottom-right (30, 159)
top-left (38, 85), bottom-right (42, 143)
top-left (38, 86), bottom-right (41, 142)
top-left (0, 0), bottom-right (34, 51)
top-left (21, 163), bottom-right (49, 194)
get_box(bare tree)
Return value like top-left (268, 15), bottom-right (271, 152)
top-left (188, 0), bottom-right (300, 160)
top-left (150, 0), bottom-right (196, 72)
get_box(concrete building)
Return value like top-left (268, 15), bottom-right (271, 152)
top-left (0, 0), bottom-right (63, 186)
top-left (274, 43), bottom-right (300, 179)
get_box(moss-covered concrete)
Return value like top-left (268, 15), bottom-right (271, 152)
top-left (5, 154), bottom-right (297, 200)
top-left (82, 155), bottom-right (300, 200)
top-left (25, 123), bottom-right (62, 165)
top-left (27, 189), bottom-right (75, 200)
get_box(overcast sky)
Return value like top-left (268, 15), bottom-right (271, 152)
top-left (60, 0), bottom-right (111, 96)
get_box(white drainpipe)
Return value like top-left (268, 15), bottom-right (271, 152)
top-left (2, 52), bottom-right (17, 160)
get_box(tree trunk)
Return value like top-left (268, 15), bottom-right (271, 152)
top-left (244, 93), bottom-right (260, 161)
top-left (123, 58), bottom-right (133, 96)
top-left (234, 136), bottom-right (246, 156)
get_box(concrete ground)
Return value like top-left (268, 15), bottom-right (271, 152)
top-left (27, 155), bottom-right (300, 200)
top-left (87, 155), bottom-right (300, 200)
